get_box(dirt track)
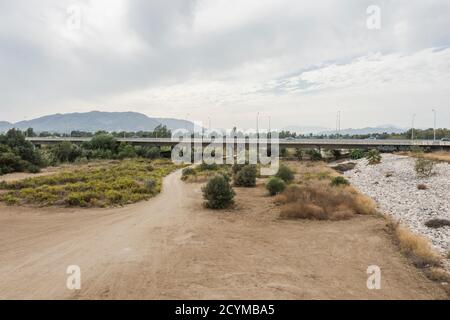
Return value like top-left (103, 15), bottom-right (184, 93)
top-left (0, 170), bottom-right (447, 299)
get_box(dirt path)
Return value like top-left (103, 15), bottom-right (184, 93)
top-left (0, 170), bottom-right (447, 299)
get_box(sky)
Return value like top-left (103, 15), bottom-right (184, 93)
top-left (1, 0), bottom-right (450, 130)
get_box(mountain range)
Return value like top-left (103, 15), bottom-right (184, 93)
top-left (282, 125), bottom-right (407, 135)
top-left (0, 111), bottom-right (409, 135)
top-left (0, 111), bottom-right (194, 133)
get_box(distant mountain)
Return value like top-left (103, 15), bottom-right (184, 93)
top-left (282, 125), bottom-right (331, 134)
top-left (318, 125), bottom-right (407, 136)
top-left (0, 121), bottom-right (12, 132)
top-left (0, 111), bottom-right (195, 133)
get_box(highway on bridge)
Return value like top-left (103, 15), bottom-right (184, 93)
top-left (26, 137), bottom-right (450, 150)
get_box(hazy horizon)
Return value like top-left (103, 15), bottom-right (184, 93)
top-left (1, 0), bottom-right (449, 129)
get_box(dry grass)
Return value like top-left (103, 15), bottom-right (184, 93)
top-left (275, 161), bottom-right (377, 221)
top-left (277, 181), bottom-right (377, 220)
top-left (397, 151), bottom-right (450, 163)
top-left (387, 220), bottom-right (441, 268)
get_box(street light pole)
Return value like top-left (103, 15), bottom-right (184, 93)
top-left (411, 113), bottom-right (416, 142)
top-left (256, 112), bottom-right (260, 138)
top-left (432, 109), bottom-right (437, 141)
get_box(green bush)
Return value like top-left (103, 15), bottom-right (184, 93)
top-left (50, 141), bottom-right (82, 163)
top-left (181, 167), bottom-right (196, 180)
top-left (266, 177), bottom-right (286, 196)
top-left (306, 149), bottom-right (322, 161)
top-left (145, 147), bottom-right (160, 159)
top-left (366, 149), bottom-right (381, 165)
top-left (118, 144), bottom-right (137, 159)
top-left (202, 175), bottom-right (235, 209)
top-left (330, 176), bottom-right (350, 187)
top-left (350, 149), bottom-right (365, 160)
top-left (275, 164), bottom-right (294, 183)
top-left (199, 162), bottom-right (218, 171)
top-left (295, 148), bottom-right (304, 160)
top-left (234, 164), bottom-right (257, 187)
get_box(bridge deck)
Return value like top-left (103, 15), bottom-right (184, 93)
top-left (26, 137), bottom-right (450, 150)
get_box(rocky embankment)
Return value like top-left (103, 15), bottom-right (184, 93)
top-left (344, 154), bottom-right (450, 264)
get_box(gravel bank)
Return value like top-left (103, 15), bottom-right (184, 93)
top-left (344, 154), bottom-right (450, 264)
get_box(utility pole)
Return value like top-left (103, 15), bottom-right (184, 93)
top-left (432, 109), bottom-right (437, 141)
top-left (411, 113), bottom-right (416, 142)
top-left (268, 116), bottom-right (271, 137)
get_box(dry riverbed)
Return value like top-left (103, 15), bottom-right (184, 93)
top-left (344, 154), bottom-right (450, 268)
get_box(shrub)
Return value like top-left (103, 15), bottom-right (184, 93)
top-left (280, 147), bottom-right (288, 158)
top-left (331, 149), bottom-right (342, 160)
top-left (366, 149), bottom-right (381, 165)
top-left (145, 147), bottom-right (160, 159)
top-left (414, 156), bottom-right (435, 178)
top-left (266, 177), bottom-right (286, 196)
top-left (233, 164), bottom-right (257, 187)
top-left (350, 149), bottom-right (365, 160)
top-left (50, 141), bottom-right (82, 163)
top-left (295, 148), bottom-right (304, 160)
top-left (202, 175), bottom-right (235, 209)
top-left (330, 176), bottom-right (350, 187)
top-left (275, 164), bottom-right (294, 183)
top-left (181, 167), bottom-right (196, 180)
top-left (306, 149), bottom-right (322, 161)
top-left (88, 134), bottom-right (117, 151)
top-left (199, 162), bottom-right (219, 171)
top-left (117, 144), bottom-right (137, 159)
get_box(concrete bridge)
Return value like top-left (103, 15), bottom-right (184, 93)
top-left (26, 137), bottom-right (450, 151)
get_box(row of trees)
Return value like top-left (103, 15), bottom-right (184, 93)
top-left (22, 125), bottom-right (172, 139)
top-left (0, 129), bottom-right (166, 175)
top-left (0, 129), bottom-right (45, 175)
top-left (279, 128), bottom-right (450, 140)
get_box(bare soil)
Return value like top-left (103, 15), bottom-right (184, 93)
top-left (0, 170), bottom-right (447, 299)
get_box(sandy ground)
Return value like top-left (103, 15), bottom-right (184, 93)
top-left (0, 170), bottom-right (447, 300)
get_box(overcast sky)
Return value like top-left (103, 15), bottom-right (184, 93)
top-left (1, 0), bottom-right (449, 129)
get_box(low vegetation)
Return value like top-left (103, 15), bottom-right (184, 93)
top-left (276, 181), bottom-right (377, 220)
top-left (181, 163), bottom-right (231, 182)
top-left (233, 164), bottom-right (257, 187)
top-left (275, 164), bottom-right (294, 183)
top-left (330, 176), bottom-right (350, 187)
top-left (350, 149), bottom-right (365, 160)
top-left (202, 174), bottom-right (235, 209)
top-left (387, 221), bottom-right (440, 268)
top-left (0, 127), bottom-right (172, 177)
top-left (266, 177), bottom-right (286, 196)
top-left (366, 149), bottom-right (381, 165)
top-left (414, 155), bottom-right (436, 178)
top-left (0, 159), bottom-right (180, 207)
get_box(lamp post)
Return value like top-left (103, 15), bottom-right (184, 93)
top-left (256, 112), bottom-right (260, 139)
